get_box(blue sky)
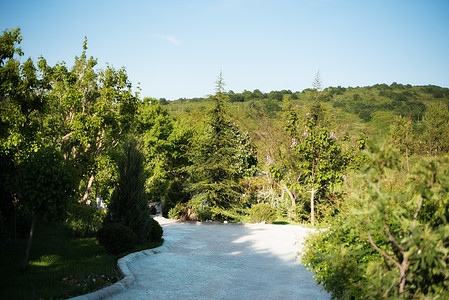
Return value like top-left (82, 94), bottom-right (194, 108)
top-left (2, 0), bottom-right (448, 100)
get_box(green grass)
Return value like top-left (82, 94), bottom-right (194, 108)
top-left (0, 223), bottom-right (162, 300)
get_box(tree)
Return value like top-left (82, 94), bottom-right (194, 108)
top-left (42, 38), bottom-right (138, 204)
top-left (106, 136), bottom-right (160, 243)
top-left (134, 98), bottom-right (193, 216)
top-left (423, 101), bottom-right (449, 155)
top-left (269, 102), bottom-right (353, 225)
top-left (303, 145), bottom-right (449, 299)
top-left (16, 146), bottom-right (76, 268)
top-left (292, 112), bottom-right (349, 225)
top-left (189, 72), bottom-right (257, 213)
top-left (389, 115), bottom-right (414, 171)
top-left (312, 70), bottom-right (322, 101)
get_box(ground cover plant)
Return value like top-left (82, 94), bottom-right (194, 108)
top-left (0, 223), bottom-right (163, 300)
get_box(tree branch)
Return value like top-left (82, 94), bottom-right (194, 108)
top-left (383, 219), bottom-right (406, 253)
top-left (367, 230), bottom-right (402, 269)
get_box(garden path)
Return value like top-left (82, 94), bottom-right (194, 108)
top-left (107, 217), bottom-right (330, 300)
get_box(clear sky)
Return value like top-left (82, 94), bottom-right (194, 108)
top-left (1, 0), bottom-right (448, 100)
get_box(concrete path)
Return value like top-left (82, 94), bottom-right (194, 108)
top-left (107, 217), bottom-right (330, 300)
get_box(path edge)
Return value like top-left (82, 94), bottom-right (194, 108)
top-left (67, 243), bottom-right (171, 300)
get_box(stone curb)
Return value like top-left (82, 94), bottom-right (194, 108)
top-left (68, 243), bottom-right (171, 300)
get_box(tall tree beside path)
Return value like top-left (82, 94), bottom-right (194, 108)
top-left (189, 72), bottom-right (257, 214)
top-left (42, 37), bottom-right (138, 204)
top-left (105, 136), bottom-right (161, 243)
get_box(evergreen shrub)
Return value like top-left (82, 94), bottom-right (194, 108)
top-left (97, 223), bottom-right (137, 255)
top-left (148, 218), bottom-right (163, 242)
top-left (250, 203), bottom-right (277, 224)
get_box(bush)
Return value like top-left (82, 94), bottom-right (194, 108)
top-left (148, 218), bottom-right (163, 242)
top-left (64, 204), bottom-right (105, 237)
top-left (168, 202), bottom-right (188, 220)
top-left (97, 223), bottom-right (137, 255)
top-left (250, 203), bottom-right (277, 224)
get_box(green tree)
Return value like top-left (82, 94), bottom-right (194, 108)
top-left (423, 101), bottom-right (449, 155)
top-left (43, 38), bottom-right (138, 204)
top-left (292, 112), bottom-right (349, 225)
top-left (389, 115), bottom-right (414, 171)
top-left (303, 145), bottom-right (449, 299)
top-left (16, 146), bottom-right (77, 268)
top-left (271, 102), bottom-right (352, 225)
top-left (105, 136), bottom-right (160, 243)
top-left (189, 72), bottom-right (257, 213)
top-left (135, 98), bottom-right (193, 215)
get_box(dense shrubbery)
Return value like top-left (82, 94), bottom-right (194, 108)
top-left (302, 146), bottom-right (449, 299)
top-left (64, 204), bottom-right (105, 237)
top-left (97, 223), bottom-right (137, 255)
top-left (250, 203), bottom-right (277, 224)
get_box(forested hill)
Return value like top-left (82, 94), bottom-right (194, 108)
top-left (162, 83), bottom-right (449, 152)
top-left (166, 83), bottom-right (449, 122)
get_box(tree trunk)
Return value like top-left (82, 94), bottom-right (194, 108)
top-left (22, 215), bottom-right (36, 269)
top-left (81, 174), bottom-right (95, 204)
top-left (282, 184), bottom-right (296, 207)
top-left (311, 188), bottom-right (316, 226)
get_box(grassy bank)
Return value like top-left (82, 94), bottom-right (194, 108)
top-left (0, 223), bottom-right (162, 300)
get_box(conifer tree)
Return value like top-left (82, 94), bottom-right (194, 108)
top-left (106, 136), bottom-right (159, 242)
top-left (190, 72), bottom-right (256, 210)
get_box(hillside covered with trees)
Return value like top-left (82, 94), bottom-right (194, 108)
top-left (1, 28), bottom-right (449, 299)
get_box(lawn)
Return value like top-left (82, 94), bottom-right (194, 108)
top-left (0, 223), bottom-right (162, 300)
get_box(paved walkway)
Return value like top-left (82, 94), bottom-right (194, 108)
top-left (107, 218), bottom-right (330, 300)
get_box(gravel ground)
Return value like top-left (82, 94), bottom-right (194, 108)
top-left (107, 217), bottom-right (330, 300)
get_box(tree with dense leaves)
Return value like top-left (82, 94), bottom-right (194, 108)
top-left (303, 145), bottom-right (449, 299)
top-left (16, 146), bottom-right (77, 268)
top-left (389, 115), bottom-right (414, 171)
top-left (189, 72), bottom-right (257, 212)
top-left (42, 38), bottom-right (138, 204)
top-left (423, 101), bottom-right (449, 155)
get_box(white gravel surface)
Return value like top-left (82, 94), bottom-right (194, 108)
top-left (107, 217), bottom-right (330, 300)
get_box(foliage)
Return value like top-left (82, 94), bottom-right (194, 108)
top-left (274, 102), bottom-right (354, 225)
top-left (64, 204), bottom-right (105, 238)
top-left (189, 72), bottom-right (257, 213)
top-left (302, 145), bottom-right (449, 299)
top-left (423, 101), bottom-right (449, 155)
top-left (168, 202), bottom-right (189, 220)
top-left (162, 177), bottom-right (190, 217)
top-left (106, 136), bottom-right (162, 243)
top-left (96, 222), bottom-right (137, 255)
top-left (16, 146), bottom-right (77, 221)
top-left (250, 203), bottom-right (277, 224)
top-left (148, 217), bottom-right (163, 241)
top-left (0, 223), bottom-right (124, 299)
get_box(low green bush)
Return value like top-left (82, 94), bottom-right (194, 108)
top-left (168, 202), bottom-right (188, 220)
top-left (64, 204), bottom-right (105, 237)
top-left (148, 218), bottom-right (163, 242)
top-left (97, 223), bottom-right (137, 255)
top-left (250, 203), bottom-right (277, 224)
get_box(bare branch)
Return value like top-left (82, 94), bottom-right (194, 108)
top-left (367, 230), bottom-right (402, 269)
top-left (383, 219), bottom-right (406, 253)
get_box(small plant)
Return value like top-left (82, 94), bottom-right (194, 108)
top-left (250, 203), bottom-right (277, 224)
top-left (168, 202), bottom-right (189, 220)
top-left (97, 223), bottom-right (137, 255)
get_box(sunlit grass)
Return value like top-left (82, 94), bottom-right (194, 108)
top-left (0, 223), bottom-right (162, 300)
